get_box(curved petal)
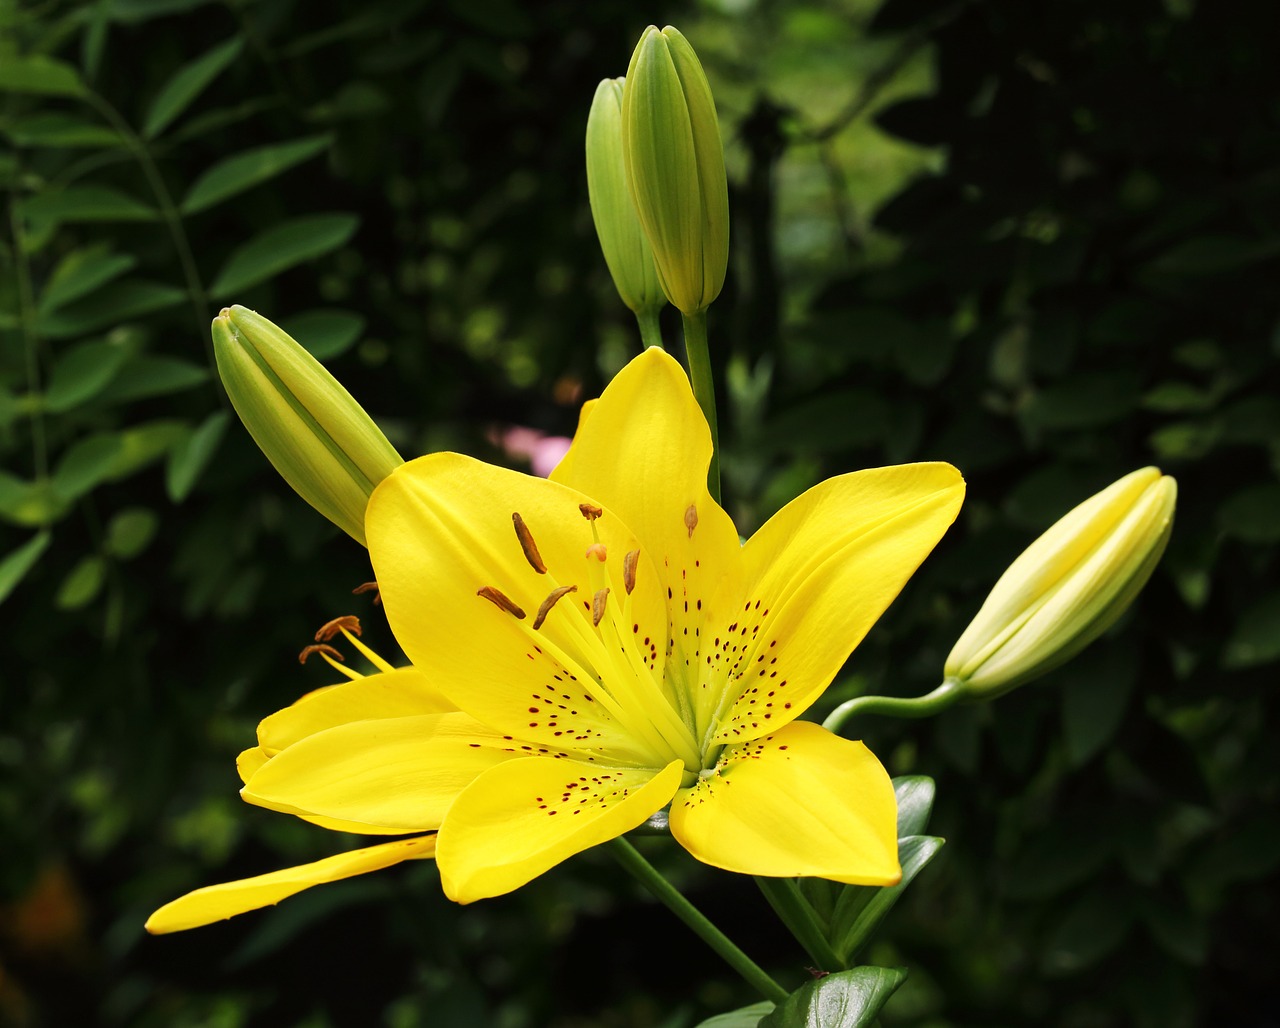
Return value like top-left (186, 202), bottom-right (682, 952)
top-left (547, 397), bottom-right (597, 483)
top-left (144, 835), bottom-right (436, 934)
top-left (242, 713), bottom-right (515, 831)
top-left (669, 721), bottom-right (899, 885)
top-left (257, 666), bottom-right (455, 755)
top-left (711, 463), bottom-right (964, 745)
top-left (438, 756), bottom-right (684, 903)
top-left (237, 745), bottom-right (269, 784)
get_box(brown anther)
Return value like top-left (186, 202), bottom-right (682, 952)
top-left (352, 581), bottom-right (382, 606)
top-left (477, 586), bottom-right (526, 619)
top-left (533, 585), bottom-right (578, 630)
top-left (579, 503), bottom-right (603, 521)
top-left (299, 643), bottom-right (344, 665)
top-left (314, 614), bottom-right (362, 643)
top-left (684, 503), bottom-right (698, 538)
top-left (623, 549), bottom-right (640, 595)
top-left (592, 587), bottom-right (611, 627)
top-left (512, 512), bottom-right (547, 574)
top-left (585, 542), bottom-right (608, 562)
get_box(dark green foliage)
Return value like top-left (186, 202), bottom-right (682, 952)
top-left (2, 0), bottom-right (1276, 1024)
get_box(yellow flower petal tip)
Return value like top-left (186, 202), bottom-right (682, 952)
top-left (213, 305), bottom-right (403, 545)
top-left (945, 466), bottom-right (1176, 697)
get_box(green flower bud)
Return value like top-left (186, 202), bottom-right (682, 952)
top-left (621, 25), bottom-right (729, 315)
top-left (212, 305), bottom-right (402, 546)
top-left (587, 78), bottom-right (665, 315)
top-left (945, 467), bottom-right (1177, 698)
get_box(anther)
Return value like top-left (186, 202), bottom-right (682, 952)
top-left (579, 503), bottom-right (603, 521)
top-left (512, 512), bottom-right (547, 574)
top-left (592, 588), bottom-right (610, 627)
top-left (533, 585), bottom-right (578, 630)
top-left (477, 586), bottom-right (526, 619)
top-left (314, 614), bottom-right (362, 642)
top-left (299, 643), bottom-right (343, 665)
top-left (623, 549), bottom-right (640, 595)
top-left (585, 542), bottom-right (608, 562)
top-left (684, 503), bottom-right (698, 538)
top-left (352, 581), bottom-right (382, 606)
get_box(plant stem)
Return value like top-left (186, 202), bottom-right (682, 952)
top-left (681, 309), bottom-right (721, 504)
top-left (823, 678), bottom-right (966, 735)
top-left (755, 877), bottom-right (844, 972)
top-left (607, 837), bottom-right (790, 1004)
top-left (635, 306), bottom-right (664, 351)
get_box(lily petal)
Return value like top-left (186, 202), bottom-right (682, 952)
top-left (438, 757), bottom-right (685, 903)
top-left (712, 463), bottom-right (964, 744)
top-left (243, 713), bottom-right (514, 831)
top-left (144, 834), bottom-right (437, 934)
top-left (669, 720), bottom-right (899, 884)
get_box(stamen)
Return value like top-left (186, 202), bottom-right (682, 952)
top-left (477, 586), bottom-right (526, 619)
top-left (623, 549), bottom-right (640, 595)
top-left (352, 581), bottom-right (382, 606)
top-left (684, 503), bottom-right (698, 538)
top-left (299, 643), bottom-right (343, 665)
top-left (592, 587), bottom-right (611, 627)
top-left (314, 614), bottom-right (362, 642)
top-left (585, 543), bottom-right (608, 562)
top-left (533, 584), bottom-right (578, 630)
top-left (512, 512), bottom-right (547, 574)
top-left (579, 503), bottom-right (603, 521)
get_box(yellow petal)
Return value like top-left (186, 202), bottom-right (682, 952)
top-left (547, 397), bottom-right (597, 485)
top-left (712, 463), bottom-right (964, 745)
top-left (243, 713), bottom-right (514, 831)
top-left (144, 834), bottom-right (436, 934)
top-left (669, 721), bottom-right (899, 885)
top-left (236, 745), bottom-right (269, 784)
top-left (257, 666), bottom-right (455, 756)
top-left (438, 757), bottom-right (684, 903)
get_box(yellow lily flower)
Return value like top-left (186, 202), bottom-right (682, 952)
top-left (147, 349), bottom-right (964, 931)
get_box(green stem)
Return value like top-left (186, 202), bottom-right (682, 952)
top-left (755, 877), bottom-right (844, 972)
top-left (607, 837), bottom-right (790, 1004)
top-left (681, 309), bottom-right (721, 504)
top-left (823, 678), bottom-right (966, 735)
top-left (635, 306), bottom-right (664, 351)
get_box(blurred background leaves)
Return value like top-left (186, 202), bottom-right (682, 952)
top-left (2, 0), bottom-right (1277, 1024)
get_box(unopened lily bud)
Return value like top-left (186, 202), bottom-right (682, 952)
top-left (945, 467), bottom-right (1176, 698)
top-left (587, 78), bottom-right (665, 315)
top-left (212, 305), bottom-right (403, 546)
top-left (621, 25), bottom-right (728, 315)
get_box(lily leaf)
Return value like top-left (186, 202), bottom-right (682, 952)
top-left (181, 136), bottom-right (331, 214)
top-left (758, 966), bottom-right (908, 1028)
top-left (892, 775), bottom-right (936, 837)
top-left (142, 37), bottom-right (244, 139)
top-left (0, 531), bottom-right (52, 605)
top-left (210, 213), bottom-right (358, 297)
top-left (830, 836), bottom-right (944, 964)
top-left (693, 1001), bottom-right (775, 1027)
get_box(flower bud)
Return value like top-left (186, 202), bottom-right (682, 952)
top-left (212, 305), bottom-right (402, 546)
top-left (945, 467), bottom-right (1176, 698)
top-left (587, 78), bottom-right (665, 315)
top-left (621, 26), bottom-right (729, 315)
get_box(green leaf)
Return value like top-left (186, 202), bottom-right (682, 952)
top-left (0, 531), bottom-right (52, 605)
top-left (43, 339), bottom-right (132, 413)
top-left (1061, 644), bottom-right (1137, 767)
top-left (1023, 372), bottom-right (1142, 431)
top-left (1223, 591), bottom-right (1280, 668)
top-left (56, 555), bottom-right (107, 611)
top-left (0, 55), bottom-right (85, 97)
top-left (53, 421), bottom-right (186, 501)
top-left (142, 36), bottom-right (244, 139)
top-left (0, 473), bottom-right (69, 527)
top-left (2, 113), bottom-right (122, 148)
top-left (758, 966), bottom-right (908, 1028)
top-left (109, 0), bottom-right (220, 22)
top-left (892, 776), bottom-right (936, 838)
top-left (95, 355), bottom-right (209, 403)
top-left (1218, 484), bottom-right (1280, 544)
top-left (104, 507), bottom-right (158, 559)
top-left (280, 307), bottom-right (365, 360)
top-left (38, 247), bottom-right (138, 314)
top-left (21, 186), bottom-right (157, 226)
top-left (694, 1002), bottom-right (775, 1028)
top-left (1041, 891), bottom-right (1132, 976)
top-left (210, 213), bottom-right (359, 297)
top-left (39, 280), bottom-right (186, 339)
top-left (830, 836), bottom-right (944, 963)
top-left (180, 135), bottom-right (331, 214)
top-left (166, 410), bottom-right (230, 502)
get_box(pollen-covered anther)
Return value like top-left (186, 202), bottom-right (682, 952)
top-left (592, 588), bottom-right (611, 627)
top-left (623, 549), bottom-right (640, 595)
top-left (477, 586), bottom-right (526, 619)
top-left (684, 503), bottom-right (698, 538)
top-left (298, 643), bottom-right (343, 665)
top-left (533, 585), bottom-right (578, 630)
top-left (585, 542), bottom-right (608, 562)
top-left (511, 512), bottom-right (547, 574)
top-left (314, 614), bottom-right (361, 642)
top-left (352, 581), bottom-right (382, 605)
top-left (578, 503), bottom-right (603, 521)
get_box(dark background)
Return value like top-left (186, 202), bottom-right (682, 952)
top-left (2, 0), bottom-right (1278, 1024)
